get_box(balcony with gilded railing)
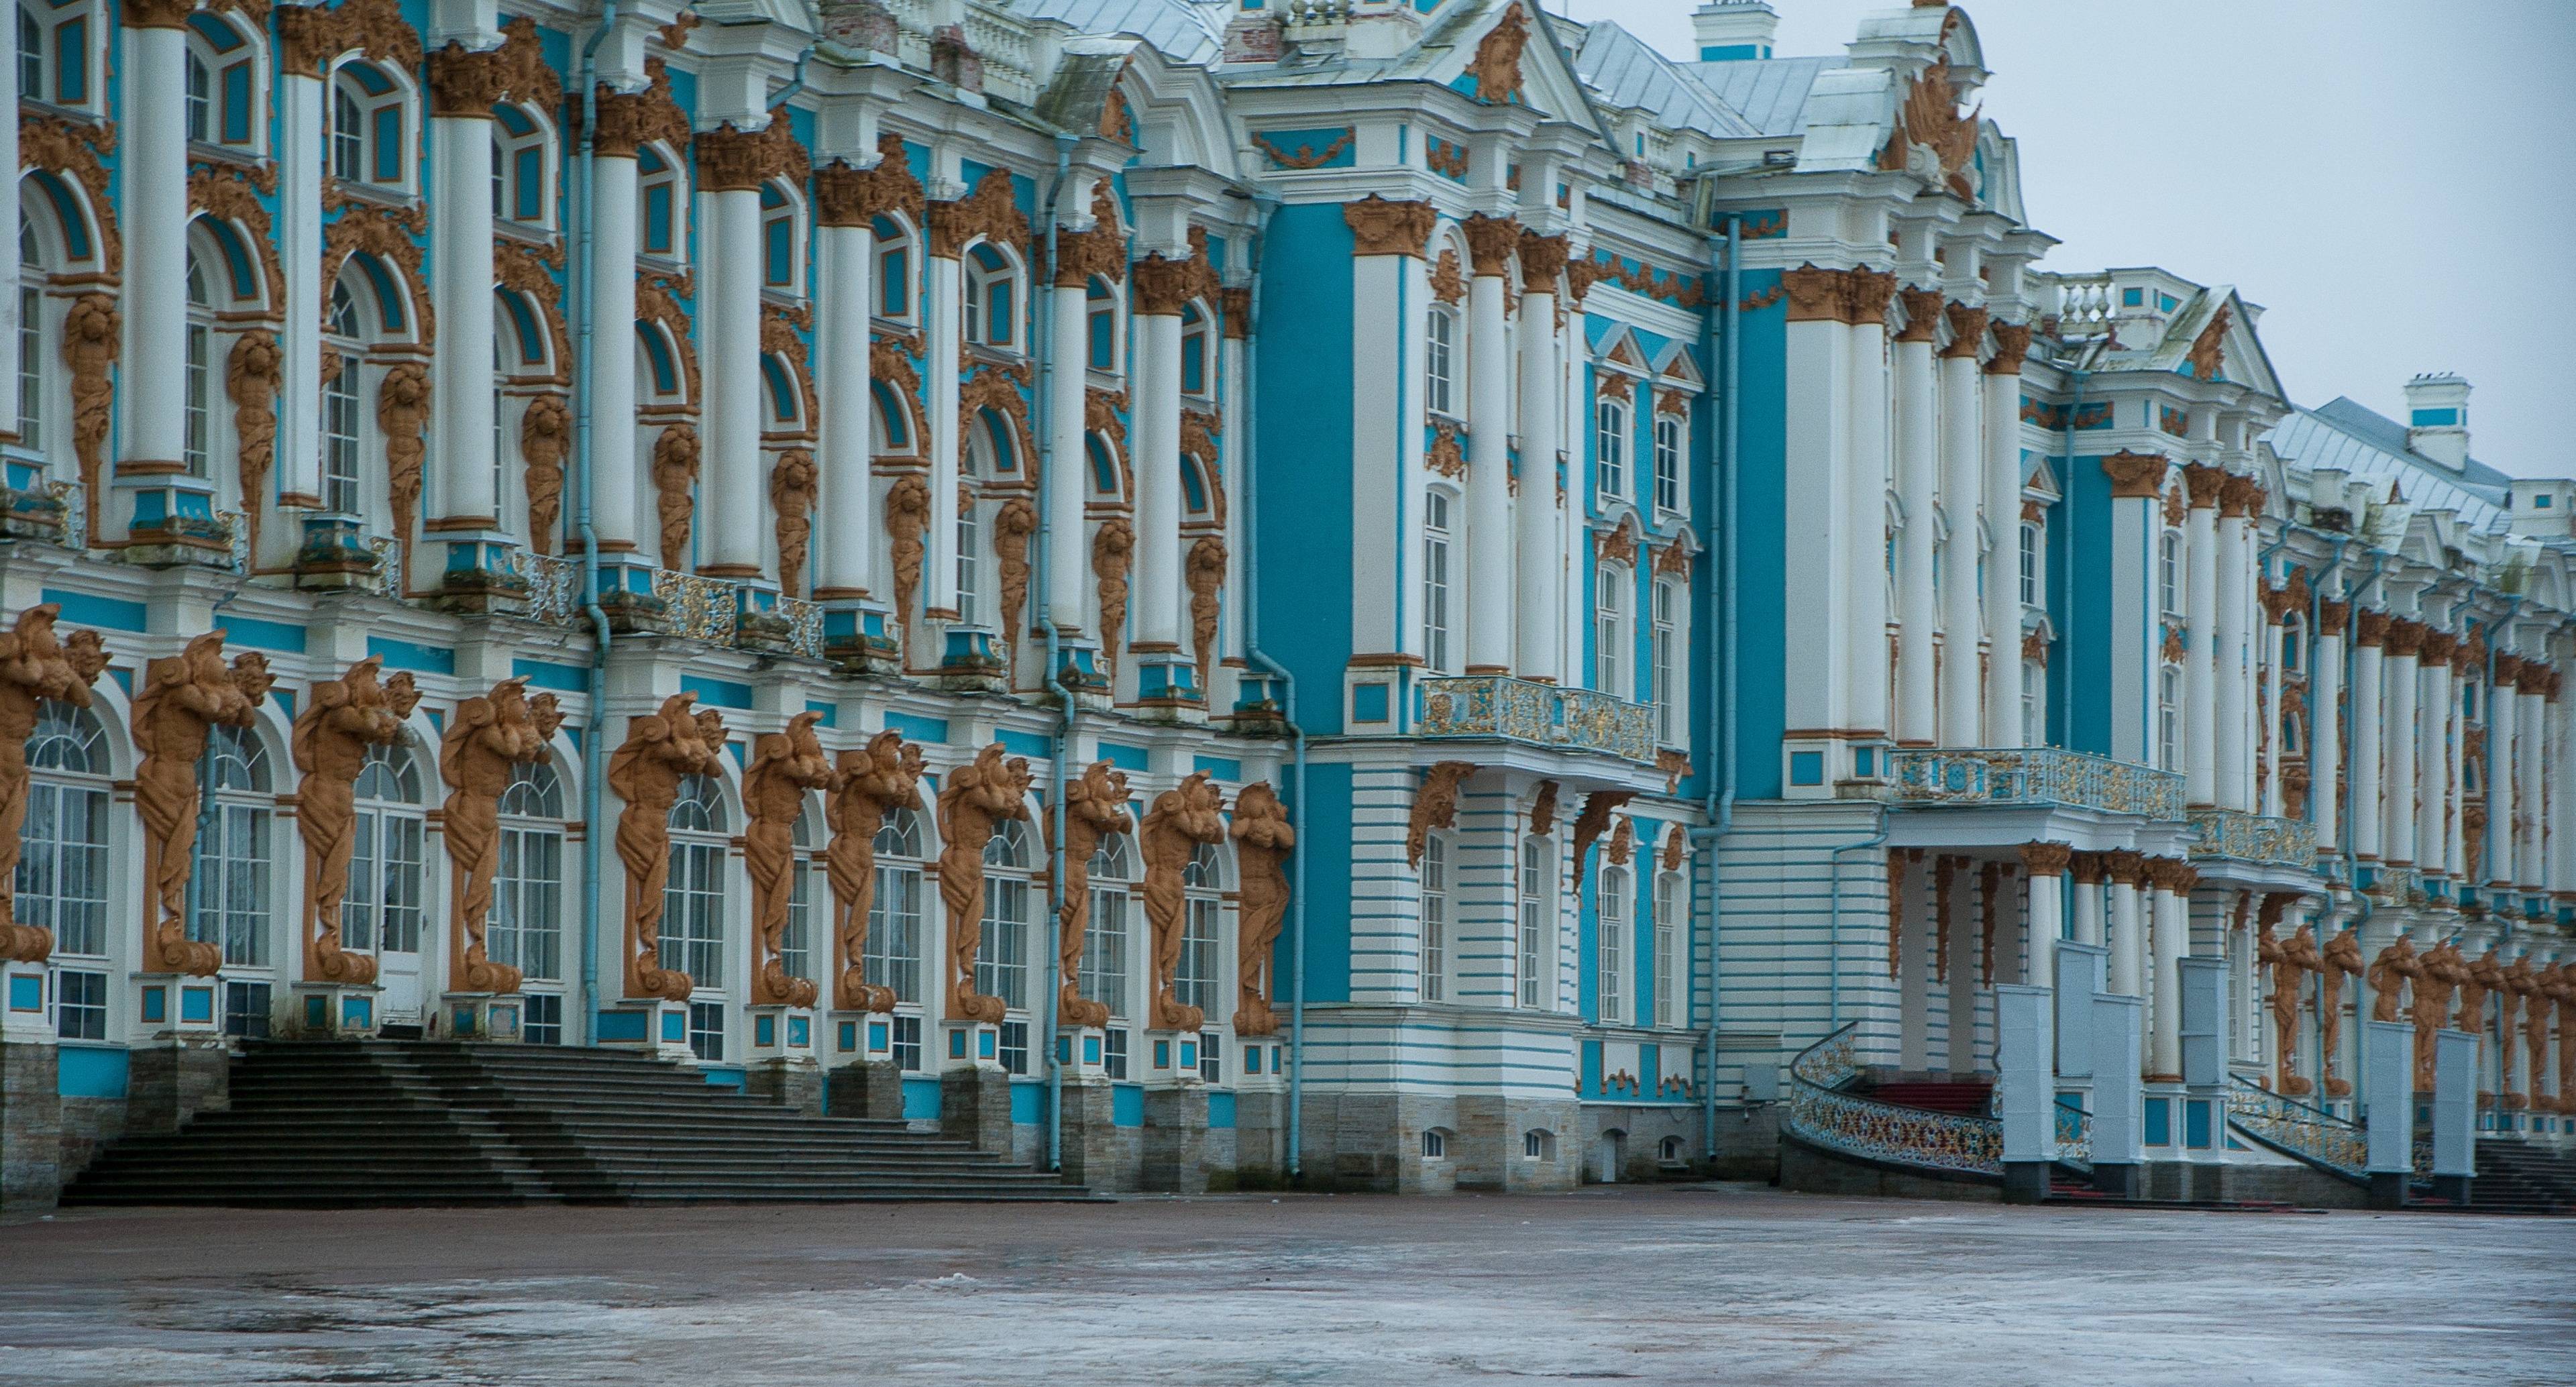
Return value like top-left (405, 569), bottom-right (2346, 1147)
top-left (1415, 675), bottom-right (1657, 765)
top-left (1785, 1023), bottom-right (2006, 1177)
top-left (2188, 808), bottom-right (2318, 871)
top-left (1888, 747), bottom-right (2186, 821)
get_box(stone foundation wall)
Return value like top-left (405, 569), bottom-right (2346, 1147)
top-left (1, 1042), bottom-right (61, 1211)
top-left (1779, 1131), bottom-right (2002, 1203)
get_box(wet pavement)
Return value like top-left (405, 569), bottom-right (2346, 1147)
top-left (1, 1186), bottom-right (2568, 1386)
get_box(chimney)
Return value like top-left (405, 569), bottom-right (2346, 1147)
top-left (1693, 1), bottom-right (1776, 61)
top-left (2404, 373), bottom-right (2470, 470)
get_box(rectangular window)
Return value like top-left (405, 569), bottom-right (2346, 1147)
top-left (892, 1013), bottom-right (923, 1072)
top-left (55, 968), bottom-right (105, 1041)
top-left (879, 247), bottom-right (910, 317)
top-left (220, 61), bottom-right (252, 144)
top-left (2159, 531), bottom-right (2181, 618)
top-left (1654, 875), bottom-right (1679, 1029)
top-left (522, 992), bottom-right (562, 1046)
top-left (1080, 887), bottom-right (1128, 1018)
top-left (975, 876), bottom-right (1029, 1011)
top-left (1199, 1028), bottom-right (1222, 1084)
top-left (1595, 566), bottom-right (1625, 697)
top-left (2021, 664), bottom-right (2041, 748)
top-left (2158, 668), bottom-right (2181, 773)
top-left (1000, 1019), bottom-right (1029, 1076)
top-left (1651, 581), bottom-right (1678, 746)
top-left (643, 183), bottom-right (674, 256)
top-left (21, 780), bottom-right (109, 957)
top-left (223, 979), bottom-right (271, 1040)
top-left (866, 864), bottom-right (922, 1003)
top-left (1652, 415), bottom-right (1681, 513)
top-left (1424, 310), bottom-right (1454, 417)
top-left (17, 286), bottom-right (41, 443)
top-left (1423, 491), bottom-right (1452, 674)
top-left (783, 860), bottom-right (814, 991)
top-left (371, 105), bottom-right (401, 183)
top-left (2019, 523), bottom-right (2040, 606)
top-left (1597, 869), bottom-right (1626, 1025)
top-left (183, 323), bottom-right (209, 477)
top-left (1087, 302), bottom-right (1114, 370)
top-left (663, 841), bottom-right (725, 987)
top-left (987, 279), bottom-right (1014, 347)
top-left (764, 215), bottom-right (793, 288)
top-left (1181, 330), bottom-right (1205, 394)
top-left (1419, 836), bottom-right (1448, 1003)
top-left (1102, 1025), bottom-right (1129, 1080)
top-left (321, 355), bottom-right (361, 514)
top-left (191, 803), bottom-right (270, 967)
top-left (493, 824), bottom-right (560, 980)
top-left (513, 146), bottom-right (543, 221)
top-left (1519, 839), bottom-right (1548, 1009)
top-left (686, 1001), bottom-right (724, 1062)
top-left (1177, 895), bottom-right (1220, 1017)
top-left (56, 19), bottom-right (85, 105)
top-left (1595, 398), bottom-right (1627, 498)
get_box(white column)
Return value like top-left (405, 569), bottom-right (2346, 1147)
top-left (1463, 231), bottom-right (1514, 674)
top-left (699, 180), bottom-right (765, 577)
top-left (1892, 294), bottom-right (1940, 745)
top-left (923, 243), bottom-right (964, 615)
top-left (2106, 855), bottom-right (2144, 997)
top-left (1130, 278), bottom-right (1183, 655)
top-left (2417, 643), bottom-right (2453, 879)
top-left (278, 66), bottom-right (325, 507)
top-left (429, 97), bottom-right (498, 534)
top-left (2071, 860), bottom-right (2106, 949)
top-left (2312, 612), bottom-right (2345, 851)
top-left (2261, 613), bottom-right (2286, 818)
top-left (2548, 676), bottom-right (2573, 897)
top-left (1846, 280), bottom-right (1892, 745)
top-left (1513, 239), bottom-right (1563, 682)
top-left (2518, 665), bottom-right (2548, 890)
top-left (1936, 307), bottom-right (1984, 746)
top-left (817, 215), bottom-right (876, 598)
top-left (1043, 274), bottom-right (1087, 629)
top-left (2021, 844), bottom-right (2068, 989)
top-left (1216, 305), bottom-right (1246, 707)
top-left (2184, 472), bottom-right (2220, 804)
top-left (2148, 865), bottom-right (2188, 1080)
top-left (2383, 626), bottom-right (2421, 865)
top-left (590, 148), bottom-right (642, 553)
top-left (2351, 615), bottom-right (2385, 861)
top-left (2213, 490), bottom-right (2251, 810)
top-left (0, 0), bottom-right (16, 443)
top-left (1782, 271), bottom-right (1852, 739)
top-left (2489, 663), bottom-right (2519, 889)
top-left (1979, 329), bottom-right (2025, 744)
top-left (117, 18), bottom-right (191, 492)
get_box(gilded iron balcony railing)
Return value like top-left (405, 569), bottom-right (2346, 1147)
top-left (1888, 747), bottom-right (2186, 820)
top-left (2188, 808), bottom-right (2318, 870)
top-left (1416, 675), bottom-right (1657, 765)
top-left (1785, 1022), bottom-right (2005, 1177)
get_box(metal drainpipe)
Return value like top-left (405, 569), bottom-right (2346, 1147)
top-left (1684, 210), bottom-right (1738, 1160)
top-left (1030, 133), bottom-right (1075, 1174)
top-left (570, 1), bottom-right (620, 1048)
top-left (1232, 193), bottom-right (1305, 1181)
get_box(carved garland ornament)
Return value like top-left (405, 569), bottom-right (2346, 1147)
top-left (1464, 5), bottom-right (1529, 107)
top-left (928, 167), bottom-right (1030, 260)
top-left (23, 113), bottom-right (123, 276)
top-left (1570, 789), bottom-right (1638, 873)
top-left (290, 656), bottom-right (418, 987)
top-left (1344, 196), bottom-right (1437, 259)
top-left (0, 607), bottom-right (107, 964)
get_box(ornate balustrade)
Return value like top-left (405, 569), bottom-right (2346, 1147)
top-left (1784, 1023), bottom-right (2006, 1177)
top-left (2226, 1076), bottom-right (2366, 1182)
top-left (2188, 808), bottom-right (2318, 870)
top-left (522, 553), bottom-right (580, 628)
top-left (2054, 1097), bottom-right (2093, 1170)
top-left (1417, 675), bottom-right (1657, 765)
top-left (652, 568), bottom-right (739, 645)
top-left (1888, 747), bottom-right (2185, 821)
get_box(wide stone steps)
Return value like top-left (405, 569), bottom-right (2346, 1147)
top-left (62, 1038), bottom-right (1087, 1207)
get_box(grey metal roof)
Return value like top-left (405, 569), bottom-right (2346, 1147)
top-left (1570, 21), bottom-right (1758, 137)
top-left (2267, 400), bottom-right (2509, 533)
top-left (1014, 0), bottom-right (1225, 66)
top-left (1687, 56), bottom-right (1844, 137)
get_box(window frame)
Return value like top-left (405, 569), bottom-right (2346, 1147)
top-left (1650, 412), bottom-right (1682, 515)
top-left (1422, 488), bottom-right (1454, 675)
top-left (1597, 864), bottom-right (1627, 1025)
top-left (1419, 830), bottom-right (1448, 1003)
top-left (1595, 393), bottom-right (1629, 501)
top-left (1424, 304), bottom-right (1457, 419)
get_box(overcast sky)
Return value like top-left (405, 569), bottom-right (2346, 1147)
top-left (1550, 1), bottom-right (2576, 477)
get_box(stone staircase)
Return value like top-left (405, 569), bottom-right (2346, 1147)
top-left (2463, 1139), bottom-right (2576, 1215)
top-left (62, 1040), bottom-right (1087, 1207)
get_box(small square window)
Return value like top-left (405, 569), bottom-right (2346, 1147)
top-left (1104, 1026), bottom-right (1130, 1080)
top-left (1421, 1129), bottom-right (1448, 1160)
top-left (1788, 751), bottom-right (1824, 787)
top-left (56, 970), bottom-right (106, 1041)
top-left (523, 993), bottom-right (562, 1046)
top-left (223, 981), bottom-right (271, 1040)
top-left (892, 1013), bottom-right (924, 1071)
top-left (1000, 1019), bottom-right (1029, 1076)
top-left (2120, 288), bottom-right (2143, 307)
top-left (2535, 494), bottom-right (2555, 509)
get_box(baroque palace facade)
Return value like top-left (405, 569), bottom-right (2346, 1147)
top-left (0, 0), bottom-right (2570, 1206)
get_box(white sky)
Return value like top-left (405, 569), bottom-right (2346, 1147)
top-left (1549, 1), bottom-right (2576, 478)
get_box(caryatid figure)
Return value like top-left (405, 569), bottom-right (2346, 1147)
top-left (1230, 783), bottom-right (1295, 1038)
top-left (743, 711), bottom-right (835, 1009)
top-left (1054, 760), bottom-right (1133, 1030)
top-left (0, 604), bottom-right (107, 963)
top-left (131, 633), bottom-right (270, 977)
top-left (291, 657), bottom-right (420, 986)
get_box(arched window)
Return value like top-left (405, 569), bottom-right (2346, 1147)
top-left (1421, 489), bottom-right (1453, 673)
top-left (1421, 1127), bottom-right (1450, 1160)
top-left (20, 1), bottom-right (92, 109)
top-left (493, 757), bottom-right (565, 987)
top-left (873, 215), bottom-right (913, 320)
top-left (1424, 305), bottom-right (1456, 418)
top-left (1518, 836), bottom-right (1550, 1009)
top-left (962, 242), bottom-right (1014, 347)
top-left (761, 182), bottom-right (801, 292)
top-left (637, 144), bottom-right (680, 257)
top-left (1082, 829), bottom-right (1134, 1033)
top-left (663, 773), bottom-right (727, 1003)
top-left (1418, 831), bottom-right (1448, 1003)
top-left (1595, 565), bottom-right (1629, 697)
top-left (976, 816), bottom-right (1034, 1013)
top-left (1522, 1128), bottom-right (1556, 1161)
top-left (957, 429), bottom-right (987, 626)
top-left (1177, 841), bottom-right (1222, 1020)
top-left (321, 280), bottom-right (364, 514)
top-left (19, 699), bottom-right (109, 959)
top-left (1653, 870), bottom-right (1680, 1028)
top-left (191, 725), bottom-right (272, 975)
top-left (1659, 1134), bottom-right (1685, 1164)
top-left (1652, 413), bottom-right (1682, 514)
top-left (1180, 301), bottom-right (1210, 396)
top-left (492, 104), bottom-right (549, 227)
top-left (343, 739), bottom-right (425, 963)
top-left (329, 61), bottom-right (409, 188)
top-left (1085, 275), bottom-right (1118, 371)
top-left (181, 247), bottom-right (214, 478)
top-left (183, 13), bottom-right (258, 149)
top-left (784, 801), bottom-right (820, 992)
top-left (1597, 863), bottom-right (1627, 1024)
top-left (867, 805), bottom-right (925, 1007)
top-left (1651, 578), bottom-right (1679, 746)
top-left (2159, 527), bottom-right (2182, 618)
top-left (1595, 394), bottom-right (1628, 499)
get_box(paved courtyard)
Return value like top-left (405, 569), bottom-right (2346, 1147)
top-left (1, 1186), bottom-right (2568, 1386)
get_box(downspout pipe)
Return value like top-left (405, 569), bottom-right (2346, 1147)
top-left (1030, 133), bottom-right (1076, 1175)
top-left (1233, 192), bottom-right (1305, 1182)
top-left (570, 1), bottom-right (620, 1048)
top-left (1686, 209), bottom-right (1739, 1160)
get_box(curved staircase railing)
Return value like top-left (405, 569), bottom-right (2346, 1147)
top-left (2225, 1076), bottom-right (2368, 1182)
top-left (1786, 1023), bottom-right (2004, 1177)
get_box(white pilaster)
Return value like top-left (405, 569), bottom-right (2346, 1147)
top-left (590, 152), bottom-right (641, 552)
top-left (2212, 501), bottom-right (2250, 811)
top-left (817, 219), bottom-right (875, 596)
top-left (2384, 633), bottom-right (2420, 865)
top-left (429, 113), bottom-right (498, 528)
top-left (2148, 871), bottom-right (2186, 1079)
top-left (2106, 868), bottom-right (2143, 997)
top-left (2489, 669), bottom-right (2518, 888)
top-left (279, 70), bottom-right (325, 507)
top-left (2518, 667), bottom-right (2547, 890)
top-left (924, 248), bottom-right (963, 614)
top-left (700, 184), bottom-right (765, 578)
top-left (1132, 308), bottom-right (1181, 650)
top-left (2184, 483), bottom-right (2219, 804)
top-left (1978, 346), bottom-right (2021, 745)
top-left (2312, 623), bottom-right (2344, 852)
top-left (1464, 264), bottom-right (1513, 673)
top-left (1513, 273), bottom-right (1560, 681)
top-left (2350, 620), bottom-right (2384, 861)
top-left (1043, 279), bottom-right (1087, 629)
top-left (1935, 327), bottom-right (1982, 746)
top-left (1892, 299), bottom-right (1937, 746)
